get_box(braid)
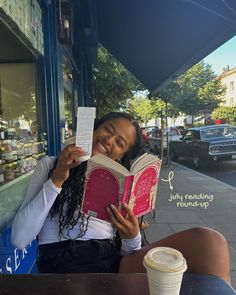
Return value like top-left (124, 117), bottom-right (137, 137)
top-left (48, 112), bottom-right (143, 240)
top-left (49, 161), bottom-right (89, 239)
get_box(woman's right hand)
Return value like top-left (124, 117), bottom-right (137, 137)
top-left (51, 144), bottom-right (86, 188)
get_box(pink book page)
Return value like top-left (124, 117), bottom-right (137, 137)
top-left (120, 175), bottom-right (134, 218)
top-left (81, 167), bottom-right (121, 222)
top-left (129, 161), bottom-right (161, 217)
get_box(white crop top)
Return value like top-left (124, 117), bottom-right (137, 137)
top-left (11, 156), bottom-right (141, 255)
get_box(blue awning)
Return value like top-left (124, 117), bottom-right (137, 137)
top-left (97, 0), bottom-right (236, 95)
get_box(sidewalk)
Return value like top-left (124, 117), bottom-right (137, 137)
top-left (144, 162), bottom-right (236, 289)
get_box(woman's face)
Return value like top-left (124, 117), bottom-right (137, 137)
top-left (92, 118), bottom-right (136, 161)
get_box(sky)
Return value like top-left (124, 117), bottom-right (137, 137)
top-left (203, 35), bottom-right (236, 75)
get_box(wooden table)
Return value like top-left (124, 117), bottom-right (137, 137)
top-left (1, 273), bottom-right (236, 295)
top-left (0, 273), bottom-right (149, 295)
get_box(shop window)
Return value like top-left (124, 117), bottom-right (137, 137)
top-left (230, 97), bottom-right (234, 106)
top-left (63, 57), bottom-right (77, 140)
top-left (0, 63), bottom-right (47, 186)
top-left (230, 81), bottom-right (234, 92)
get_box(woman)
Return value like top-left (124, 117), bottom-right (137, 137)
top-left (11, 112), bottom-right (234, 293)
top-left (12, 112), bottom-right (143, 273)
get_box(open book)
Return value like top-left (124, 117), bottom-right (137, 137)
top-left (81, 153), bottom-right (162, 222)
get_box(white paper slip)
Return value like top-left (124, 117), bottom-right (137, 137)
top-left (76, 107), bottom-right (96, 159)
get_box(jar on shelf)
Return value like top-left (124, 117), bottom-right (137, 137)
top-left (14, 162), bottom-right (20, 178)
top-left (23, 144), bottom-right (29, 156)
top-left (32, 142), bottom-right (39, 154)
top-left (4, 162), bottom-right (20, 182)
top-left (0, 146), bottom-right (6, 165)
top-left (0, 164), bottom-right (4, 184)
top-left (28, 142), bottom-right (33, 155)
top-left (3, 151), bottom-right (14, 163)
top-left (0, 128), bottom-right (6, 140)
top-left (4, 163), bottom-right (15, 182)
top-left (11, 139), bottom-right (18, 151)
top-left (38, 141), bottom-right (44, 153)
top-left (12, 151), bottom-right (18, 161)
top-left (2, 140), bottom-right (12, 152)
top-left (17, 143), bottom-right (24, 160)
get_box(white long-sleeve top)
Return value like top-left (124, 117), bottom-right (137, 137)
top-left (11, 156), bottom-right (141, 255)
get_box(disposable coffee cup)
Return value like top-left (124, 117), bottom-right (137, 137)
top-left (143, 247), bottom-right (187, 295)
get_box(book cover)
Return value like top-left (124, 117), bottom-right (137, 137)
top-left (81, 154), bottom-right (162, 222)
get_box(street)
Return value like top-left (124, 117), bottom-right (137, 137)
top-left (174, 156), bottom-right (236, 188)
top-left (145, 160), bottom-right (236, 289)
top-left (146, 144), bottom-right (236, 188)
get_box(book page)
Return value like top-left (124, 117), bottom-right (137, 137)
top-left (81, 154), bottom-right (162, 220)
top-left (81, 165), bottom-right (126, 222)
top-left (131, 153), bottom-right (160, 173)
top-left (89, 154), bottom-right (130, 176)
top-left (75, 107), bottom-right (96, 156)
top-left (129, 160), bottom-right (162, 217)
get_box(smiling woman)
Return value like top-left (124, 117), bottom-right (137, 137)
top-left (92, 118), bottom-right (136, 161)
top-left (11, 112), bottom-right (144, 273)
top-left (10, 112), bottom-right (235, 294)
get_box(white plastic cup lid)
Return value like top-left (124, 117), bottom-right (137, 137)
top-left (143, 247), bottom-right (187, 273)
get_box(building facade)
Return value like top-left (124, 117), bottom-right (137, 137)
top-left (220, 67), bottom-right (236, 107)
top-left (0, 0), bottom-right (97, 274)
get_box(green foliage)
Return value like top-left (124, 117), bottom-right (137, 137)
top-left (128, 96), bottom-right (178, 127)
top-left (155, 61), bottom-right (225, 118)
top-left (211, 106), bottom-right (236, 124)
top-left (2, 90), bottom-right (36, 122)
top-left (93, 47), bottom-right (144, 117)
top-left (151, 97), bottom-right (180, 121)
top-left (128, 96), bottom-right (156, 124)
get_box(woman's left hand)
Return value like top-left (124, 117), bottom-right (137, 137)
top-left (107, 203), bottom-right (139, 239)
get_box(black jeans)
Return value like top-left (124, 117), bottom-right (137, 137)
top-left (37, 239), bottom-right (122, 273)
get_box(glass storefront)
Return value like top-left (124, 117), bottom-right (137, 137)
top-left (0, 63), bottom-right (47, 186)
top-left (0, 0), bottom-right (47, 273)
top-left (0, 0), bottom-right (85, 273)
top-left (63, 56), bottom-right (77, 141)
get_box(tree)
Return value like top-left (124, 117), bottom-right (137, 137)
top-left (211, 106), bottom-right (236, 124)
top-left (2, 89), bottom-right (36, 124)
top-left (128, 96), bottom-right (155, 125)
top-left (155, 61), bottom-right (225, 121)
top-left (151, 97), bottom-right (180, 126)
top-left (93, 47), bottom-right (144, 117)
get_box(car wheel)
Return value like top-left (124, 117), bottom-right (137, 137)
top-left (170, 148), bottom-right (178, 161)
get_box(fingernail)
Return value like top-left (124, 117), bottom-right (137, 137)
top-left (106, 207), bottom-right (111, 212)
top-left (123, 203), bottom-right (128, 207)
top-left (110, 204), bottom-right (115, 209)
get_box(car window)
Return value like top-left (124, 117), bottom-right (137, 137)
top-left (170, 128), bottom-right (180, 136)
top-left (183, 131), bottom-right (193, 140)
top-left (141, 126), bottom-right (159, 137)
top-left (193, 131), bottom-right (200, 140)
top-left (201, 126), bottom-right (236, 139)
top-left (148, 127), bottom-right (158, 137)
top-left (223, 127), bottom-right (236, 137)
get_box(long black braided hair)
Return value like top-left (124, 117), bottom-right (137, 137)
top-left (49, 112), bottom-right (144, 239)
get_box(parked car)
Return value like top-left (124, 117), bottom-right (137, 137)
top-left (148, 127), bottom-right (182, 154)
top-left (175, 125), bottom-right (186, 135)
top-left (141, 126), bottom-right (159, 146)
top-left (169, 124), bottom-right (236, 168)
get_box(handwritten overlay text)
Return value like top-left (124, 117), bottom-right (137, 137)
top-left (168, 193), bottom-right (214, 209)
top-left (161, 171), bottom-right (214, 209)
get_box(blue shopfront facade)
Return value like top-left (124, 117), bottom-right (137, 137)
top-left (0, 0), bottom-right (96, 273)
